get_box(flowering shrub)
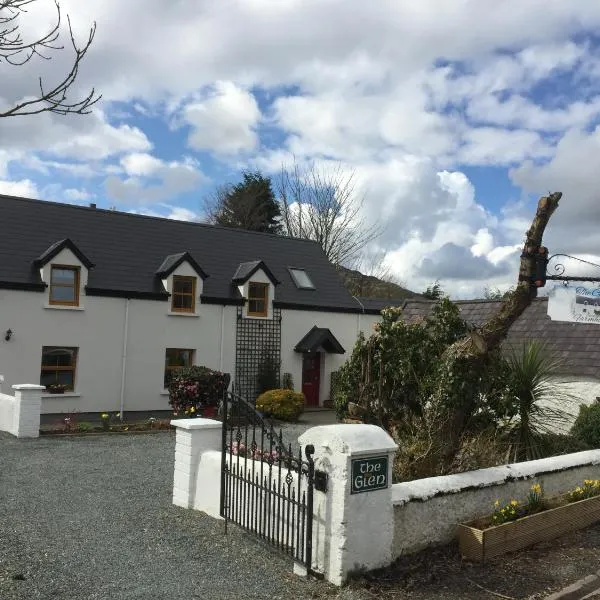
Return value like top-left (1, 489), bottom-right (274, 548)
top-left (492, 483), bottom-right (545, 525)
top-left (492, 499), bottom-right (520, 525)
top-left (568, 479), bottom-right (600, 502)
top-left (256, 389), bottom-right (305, 422)
top-left (168, 366), bottom-right (230, 416)
top-left (228, 441), bottom-right (281, 463)
top-left (527, 483), bottom-right (544, 512)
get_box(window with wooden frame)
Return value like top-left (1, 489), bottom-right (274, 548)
top-left (247, 282), bottom-right (269, 317)
top-left (171, 276), bottom-right (196, 313)
top-left (40, 347), bottom-right (78, 392)
top-left (164, 348), bottom-right (195, 388)
top-left (49, 265), bottom-right (80, 306)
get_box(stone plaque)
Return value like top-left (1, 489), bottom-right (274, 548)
top-left (350, 455), bottom-right (388, 494)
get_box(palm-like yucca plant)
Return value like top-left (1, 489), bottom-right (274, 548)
top-left (502, 341), bottom-right (578, 462)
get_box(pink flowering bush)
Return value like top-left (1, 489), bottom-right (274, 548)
top-left (228, 441), bottom-right (282, 463)
top-left (169, 366), bottom-right (230, 417)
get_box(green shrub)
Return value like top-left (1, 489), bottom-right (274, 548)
top-left (169, 366), bottom-right (230, 416)
top-left (256, 389), bottom-right (305, 422)
top-left (571, 403), bottom-right (600, 448)
top-left (76, 421), bottom-right (93, 432)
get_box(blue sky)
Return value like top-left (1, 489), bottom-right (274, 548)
top-left (3, 0), bottom-right (600, 297)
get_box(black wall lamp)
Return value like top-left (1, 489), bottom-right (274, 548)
top-left (4, 329), bottom-right (13, 341)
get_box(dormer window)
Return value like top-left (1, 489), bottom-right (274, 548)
top-left (248, 282), bottom-right (269, 317)
top-left (289, 268), bottom-right (315, 290)
top-left (171, 276), bottom-right (196, 313)
top-left (49, 266), bottom-right (80, 306)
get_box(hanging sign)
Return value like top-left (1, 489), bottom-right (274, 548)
top-left (350, 456), bottom-right (388, 494)
top-left (548, 286), bottom-right (600, 324)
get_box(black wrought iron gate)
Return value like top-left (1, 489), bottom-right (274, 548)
top-left (219, 392), bottom-right (316, 573)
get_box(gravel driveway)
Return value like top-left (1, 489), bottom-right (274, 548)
top-left (0, 431), bottom-right (360, 600)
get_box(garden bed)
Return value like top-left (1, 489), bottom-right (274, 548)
top-left (458, 485), bottom-right (600, 561)
top-left (40, 419), bottom-right (175, 436)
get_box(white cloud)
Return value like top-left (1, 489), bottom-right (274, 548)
top-left (0, 109), bottom-right (151, 161)
top-left (105, 155), bottom-right (205, 204)
top-left (183, 82), bottom-right (261, 154)
top-left (121, 153), bottom-right (164, 177)
top-left (0, 179), bottom-right (39, 198)
top-left (129, 204), bottom-right (201, 221)
top-left (64, 188), bottom-right (95, 202)
top-left (4, 1), bottom-right (600, 297)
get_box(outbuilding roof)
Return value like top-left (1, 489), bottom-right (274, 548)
top-left (380, 297), bottom-right (600, 378)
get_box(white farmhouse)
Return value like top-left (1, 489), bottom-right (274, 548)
top-left (0, 194), bottom-right (383, 418)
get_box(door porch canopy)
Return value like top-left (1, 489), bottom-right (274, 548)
top-left (294, 326), bottom-right (345, 354)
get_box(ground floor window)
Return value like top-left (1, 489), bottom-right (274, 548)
top-left (40, 346), bottom-right (78, 391)
top-left (164, 348), bottom-right (195, 388)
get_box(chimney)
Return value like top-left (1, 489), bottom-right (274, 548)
top-left (89, 203), bottom-right (97, 209)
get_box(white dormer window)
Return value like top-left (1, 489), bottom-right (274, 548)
top-left (156, 252), bottom-right (206, 317)
top-left (232, 260), bottom-right (279, 320)
top-left (35, 239), bottom-right (93, 311)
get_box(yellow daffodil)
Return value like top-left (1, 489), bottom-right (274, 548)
top-left (190, 407), bottom-right (196, 413)
top-left (510, 500), bottom-right (518, 506)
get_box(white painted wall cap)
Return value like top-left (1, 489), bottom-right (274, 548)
top-left (392, 449), bottom-right (600, 505)
top-left (299, 424), bottom-right (397, 455)
top-left (12, 384), bottom-right (46, 390)
top-left (171, 418), bottom-right (222, 430)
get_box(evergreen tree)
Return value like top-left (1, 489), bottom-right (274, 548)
top-left (211, 171), bottom-right (281, 234)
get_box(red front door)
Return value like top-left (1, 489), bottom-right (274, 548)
top-left (302, 353), bottom-right (321, 407)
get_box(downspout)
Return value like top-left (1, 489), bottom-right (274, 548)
top-left (352, 296), bottom-right (365, 336)
top-left (219, 304), bottom-right (225, 372)
top-left (119, 298), bottom-right (130, 421)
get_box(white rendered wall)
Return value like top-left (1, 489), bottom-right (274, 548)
top-left (280, 309), bottom-right (375, 405)
top-left (0, 392), bottom-right (15, 434)
top-left (0, 287), bottom-right (238, 414)
top-left (0, 283), bottom-right (379, 413)
top-left (391, 450), bottom-right (600, 557)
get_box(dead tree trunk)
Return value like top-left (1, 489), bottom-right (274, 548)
top-left (436, 192), bottom-right (562, 469)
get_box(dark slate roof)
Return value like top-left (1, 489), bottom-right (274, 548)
top-left (34, 238), bottom-right (95, 269)
top-left (294, 326), bottom-right (345, 354)
top-left (356, 297), bottom-right (405, 312)
top-left (396, 298), bottom-right (600, 378)
top-left (0, 194), bottom-right (363, 311)
top-left (156, 252), bottom-right (207, 279)
top-left (232, 260), bottom-right (279, 285)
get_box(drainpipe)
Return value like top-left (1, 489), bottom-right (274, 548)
top-left (119, 298), bottom-right (130, 421)
top-left (219, 304), bottom-right (225, 372)
top-left (352, 296), bottom-right (365, 336)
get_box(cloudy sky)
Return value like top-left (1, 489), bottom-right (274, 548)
top-left (2, 0), bottom-right (600, 298)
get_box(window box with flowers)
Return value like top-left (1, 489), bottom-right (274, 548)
top-left (458, 480), bottom-right (600, 561)
top-left (46, 383), bottom-right (68, 394)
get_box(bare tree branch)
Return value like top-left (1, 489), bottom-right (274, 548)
top-left (277, 160), bottom-right (382, 266)
top-left (0, 0), bottom-right (100, 117)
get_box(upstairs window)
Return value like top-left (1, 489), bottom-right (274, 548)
top-left (248, 282), bottom-right (269, 317)
top-left (164, 348), bottom-right (195, 388)
top-left (49, 266), bottom-right (80, 306)
top-left (289, 268), bottom-right (315, 290)
top-left (171, 276), bottom-right (196, 313)
top-left (41, 347), bottom-right (78, 392)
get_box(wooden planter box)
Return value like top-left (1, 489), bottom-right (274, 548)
top-left (458, 494), bottom-right (600, 561)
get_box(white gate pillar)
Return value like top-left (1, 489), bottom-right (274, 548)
top-left (171, 418), bottom-right (223, 518)
top-left (297, 424), bottom-right (398, 586)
